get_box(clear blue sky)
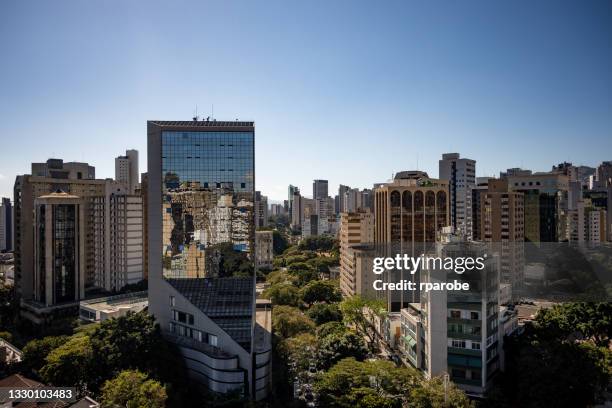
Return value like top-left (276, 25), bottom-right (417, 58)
top-left (1, 0), bottom-right (611, 202)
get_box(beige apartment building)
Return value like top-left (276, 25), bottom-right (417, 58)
top-left (14, 159), bottom-right (145, 323)
top-left (339, 211), bottom-right (374, 297)
top-left (479, 179), bottom-right (525, 296)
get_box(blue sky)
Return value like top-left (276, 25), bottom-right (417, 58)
top-left (1, 0), bottom-right (611, 202)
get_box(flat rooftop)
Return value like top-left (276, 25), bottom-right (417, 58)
top-left (81, 291), bottom-right (148, 313)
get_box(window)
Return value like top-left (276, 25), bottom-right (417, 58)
top-left (452, 339), bottom-right (466, 348)
top-left (471, 342), bottom-right (481, 350)
top-left (209, 334), bottom-right (218, 347)
top-left (451, 368), bottom-right (466, 379)
top-left (170, 296), bottom-right (175, 307)
top-left (470, 369), bottom-right (481, 380)
top-left (470, 311), bottom-right (479, 320)
top-left (450, 310), bottom-right (461, 319)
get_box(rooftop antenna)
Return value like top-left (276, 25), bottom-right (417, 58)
top-left (192, 105), bottom-right (199, 121)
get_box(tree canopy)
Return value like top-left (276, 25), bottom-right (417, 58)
top-left (100, 369), bottom-right (167, 408)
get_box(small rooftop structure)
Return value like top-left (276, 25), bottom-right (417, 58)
top-left (79, 291), bottom-right (148, 322)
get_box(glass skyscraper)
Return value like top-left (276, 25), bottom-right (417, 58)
top-left (148, 120), bottom-right (270, 400)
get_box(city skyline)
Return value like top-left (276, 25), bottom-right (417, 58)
top-left (2, 0), bottom-right (612, 202)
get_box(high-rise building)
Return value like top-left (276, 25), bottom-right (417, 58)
top-left (14, 160), bottom-right (145, 322)
top-left (313, 179), bottom-right (328, 200)
top-left (469, 178), bottom-right (489, 241)
top-left (290, 190), bottom-right (302, 229)
top-left (398, 235), bottom-right (510, 398)
top-left (255, 191), bottom-right (268, 228)
top-left (339, 211), bottom-right (374, 298)
top-left (20, 192), bottom-right (86, 323)
top-left (595, 161), bottom-right (612, 187)
top-left (439, 153), bottom-right (476, 236)
top-left (302, 214), bottom-right (318, 238)
top-left (0, 198), bottom-right (12, 252)
top-left (288, 185), bottom-right (299, 221)
top-left (479, 179), bottom-right (525, 296)
top-left (147, 120), bottom-right (270, 400)
top-left (506, 173), bottom-right (569, 242)
top-left (374, 171), bottom-right (449, 244)
top-left (337, 184), bottom-right (350, 213)
top-left (115, 149), bottom-right (139, 194)
top-left (140, 172), bottom-right (149, 281)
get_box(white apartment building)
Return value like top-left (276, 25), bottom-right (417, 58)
top-left (439, 153), bottom-right (476, 237)
top-left (115, 149), bottom-right (139, 194)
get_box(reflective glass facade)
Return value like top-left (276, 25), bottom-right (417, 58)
top-left (161, 130), bottom-right (255, 279)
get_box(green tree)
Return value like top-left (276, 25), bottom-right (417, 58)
top-left (307, 303), bottom-right (343, 325)
top-left (262, 283), bottom-right (300, 306)
top-left (534, 302), bottom-right (612, 347)
top-left (265, 270), bottom-right (296, 286)
top-left (21, 335), bottom-right (69, 374)
top-left (272, 306), bottom-right (315, 339)
top-left (277, 333), bottom-right (318, 379)
top-left (39, 335), bottom-right (94, 391)
top-left (314, 358), bottom-right (419, 408)
top-left (340, 295), bottom-right (387, 349)
top-left (100, 369), bottom-right (167, 408)
top-left (409, 376), bottom-right (475, 408)
top-left (0, 331), bottom-right (13, 343)
top-left (316, 321), bottom-right (347, 339)
top-left (299, 280), bottom-right (342, 306)
top-left (317, 330), bottom-right (368, 369)
top-left (298, 236), bottom-right (338, 252)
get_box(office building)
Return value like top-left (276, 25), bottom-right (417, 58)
top-left (269, 203), bottom-right (284, 216)
top-left (288, 185), bottom-right (299, 221)
top-left (14, 159), bottom-right (145, 323)
top-left (506, 173), bottom-right (569, 242)
top-left (374, 171), bottom-right (449, 244)
top-left (290, 190), bottom-right (302, 229)
top-left (302, 214), bottom-right (318, 238)
top-left (20, 192), bottom-right (86, 323)
top-left (255, 191), bottom-right (268, 228)
top-left (147, 120), bottom-right (270, 400)
top-left (115, 149), bottom-right (139, 194)
top-left (0, 198), bottom-right (12, 252)
top-left (337, 184), bottom-right (350, 213)
top-left (313, 179), bottom-right (328, 200)
top-left (439, 153), bottom-right (476, 236)
top-left (339, 211), bottom-right (374, 297)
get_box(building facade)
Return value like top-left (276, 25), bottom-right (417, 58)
top-left (374, 171), bottom-right (449, 244)
top-left (439, 153), bottom-right (476, 237)
top-left (147, 120), bottom-right (271, 400)
top-left (339, 211), bottom-right (374, 298)
top-left (255, 230), bottom-right (274, 270)
top-left (115, 149), bottom-right (140, 194)
top-left (0, 198), bottom-right (12, 252)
